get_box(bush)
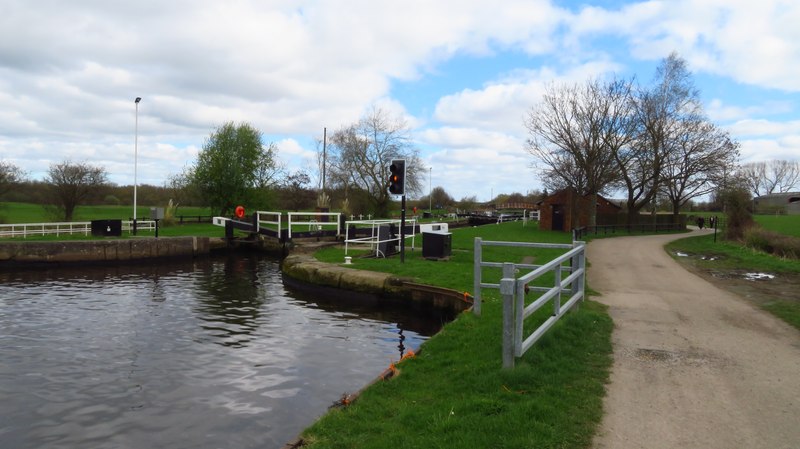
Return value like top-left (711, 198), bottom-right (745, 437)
top-left (744, 227), bottom-right (800, 259)
top-left (721, 185), bottom-right (753, 240)
top-left (104, 195), bottom-right (121, 205)
top-left (159, 199), bottom-right (179, 227)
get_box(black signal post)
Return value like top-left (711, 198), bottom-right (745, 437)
top-left (389, 159), bottom-right (406, 262)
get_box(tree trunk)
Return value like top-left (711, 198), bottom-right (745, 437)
top-left (588, 192), bottom-right (598, 227)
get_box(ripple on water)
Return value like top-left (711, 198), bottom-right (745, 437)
top-left (0, 255), bottom-right (445, 449)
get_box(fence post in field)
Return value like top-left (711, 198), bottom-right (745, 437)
top-left (571, 241), bottom-right (580, 310)
top-left (501, 262), bottom-right (516, 369)
top-left (473, 237), bottom-right (482, 316)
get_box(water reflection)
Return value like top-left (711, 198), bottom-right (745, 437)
top-left (0, 253), bottom-right (447, 449)
top-left (193, 255), bottom-right (270, 347)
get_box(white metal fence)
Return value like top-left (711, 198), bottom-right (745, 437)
top-left (343, 219), bottom-right (417, 257)
top-left (0, 220), bottom-right (155, 238)
top-left (256, 211), bottom-right (282, 236)
top-left (522, 210), bottom-right (540, 226)
top-left (473, 238), bottom-right (586, 368)
top-left (287, 212), bottom-right (341, 239)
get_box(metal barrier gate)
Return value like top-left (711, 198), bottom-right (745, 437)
top-left (473, 238), bottom-right (586, 368)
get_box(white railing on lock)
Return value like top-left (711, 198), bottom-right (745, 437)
top-left (343, 219), bottom-right (417, 257)
top-left (0, 220), bottom-right (155, 238)
top-left (522, 210), bottom-right (540, 226)
top-left (0, 222), bottom-right (91, 238)
top-left (256, 211), bottom-right (282, 236)
top-left (473, 238), bottom-right (586, 368)
top-left (287, 212), bottom-right (341, 239)
top-left (124, 220), bottom-right (156, 232)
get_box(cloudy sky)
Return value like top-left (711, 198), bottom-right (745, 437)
top-left (1, 0), bottom-right (798, 201)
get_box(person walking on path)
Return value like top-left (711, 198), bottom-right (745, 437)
top-left (588, 229), bottom-right (800, 449)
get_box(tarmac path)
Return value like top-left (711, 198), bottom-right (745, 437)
top-left (587, 229), bottom-right (800, 449)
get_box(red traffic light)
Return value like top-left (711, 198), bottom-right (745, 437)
top-left (388, 159), bottom-right (406, 195)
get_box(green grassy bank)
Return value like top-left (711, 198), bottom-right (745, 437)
top-left (301, 222), bottom-right (613, 448)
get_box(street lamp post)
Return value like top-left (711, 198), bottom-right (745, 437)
top-left (429, 167), bottom-right (432, 213)
top-left (134, 97), bottom-right (141, 235)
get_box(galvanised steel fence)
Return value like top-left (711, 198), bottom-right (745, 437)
top-left (474, 238), bottom-right (586, 368)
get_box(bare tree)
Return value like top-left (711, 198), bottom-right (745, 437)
top-left (740, 160), bottom-right (800, 196)
top-left (526, 77), bottom-right (635, 226)
top-left (661, 119), bottom-right (739, 218)
top-left (281, 170), bottom-right (313, 211)
top-left (619, 52), bottom-right (702, 223)
top-left (164, 169), bottom-right (200, 212)
top-left (0, 160), bottom-right (26, 198)
top-left (457, 195), bottom-right (478, 213)
top-left (326, 107), bottom-right (423, 217)
top-left (47, 160), bottom-right (108, 221)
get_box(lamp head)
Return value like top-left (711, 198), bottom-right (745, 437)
top-left (135, 97), bottom-right (141, 103)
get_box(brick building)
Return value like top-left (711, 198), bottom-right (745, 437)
top-left (537, 188), bottom-right (621, 232)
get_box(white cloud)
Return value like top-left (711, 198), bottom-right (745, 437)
top-left (728, 119), bottom-right (800, 137)
top-left (707, 99), bottom-right (794, 122)
top-left (738, 138), bottom-right (800, 163)
top-left (568, 0), bottom-right (800, 91)
top-left (419, 126), bottom-right (535, 200)
top-left (1, 0), bottom-right (799, 200)
top-left (431, 61), bottom-right (622, 136)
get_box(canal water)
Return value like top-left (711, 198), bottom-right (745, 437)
top-left (0, 254), bottom-right (450, 449)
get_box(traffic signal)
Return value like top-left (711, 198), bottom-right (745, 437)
top-left (388, 159), bottom-right (406, 195)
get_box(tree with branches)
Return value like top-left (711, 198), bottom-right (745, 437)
top-left (325, 107), bottom-right (423, 217)
top-left (618, 52), bottom-right (703, 224)
top-left (190, 122), bottom-right (280, 215)
top-left (46, 160), bottom-right (108, 221)
top-left (740, 160), bottom-right (800, 197)
top-left (526, 77), bottom-right (635, 226)
top-left (0, 160), bottom-right (25, 199)
top-left (660, 119), bottom-right (739, 218)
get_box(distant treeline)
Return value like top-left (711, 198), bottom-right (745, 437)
top-left (0, 180), bottom-right (397, 216)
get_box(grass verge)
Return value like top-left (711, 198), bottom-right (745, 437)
top-left (301, 222), bottom-right (614, 449)
top-left (666, 233), bottom-right (800, 330)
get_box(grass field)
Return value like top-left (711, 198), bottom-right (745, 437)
top-left (302, 222), bottom-right (613, 449)
top-left (754, 214), bottom-right (800, 237)
top-left (0, 202), bottom-right (212, 224)
top-left (0, 202), bottom-right (223, 239)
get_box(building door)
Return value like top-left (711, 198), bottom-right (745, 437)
top-left (552, 205), bottom-right (564, 231)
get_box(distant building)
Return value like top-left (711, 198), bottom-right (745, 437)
top-left (753, 192), bottom-right (800, 215)
top-left (536, 188), bottom-right (621, 232)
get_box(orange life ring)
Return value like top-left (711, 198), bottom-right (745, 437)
top-left (235, 205), bottom-right (245, 219)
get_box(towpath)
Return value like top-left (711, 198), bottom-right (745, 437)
top-left (588, 229), bottom-right (800, 449)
